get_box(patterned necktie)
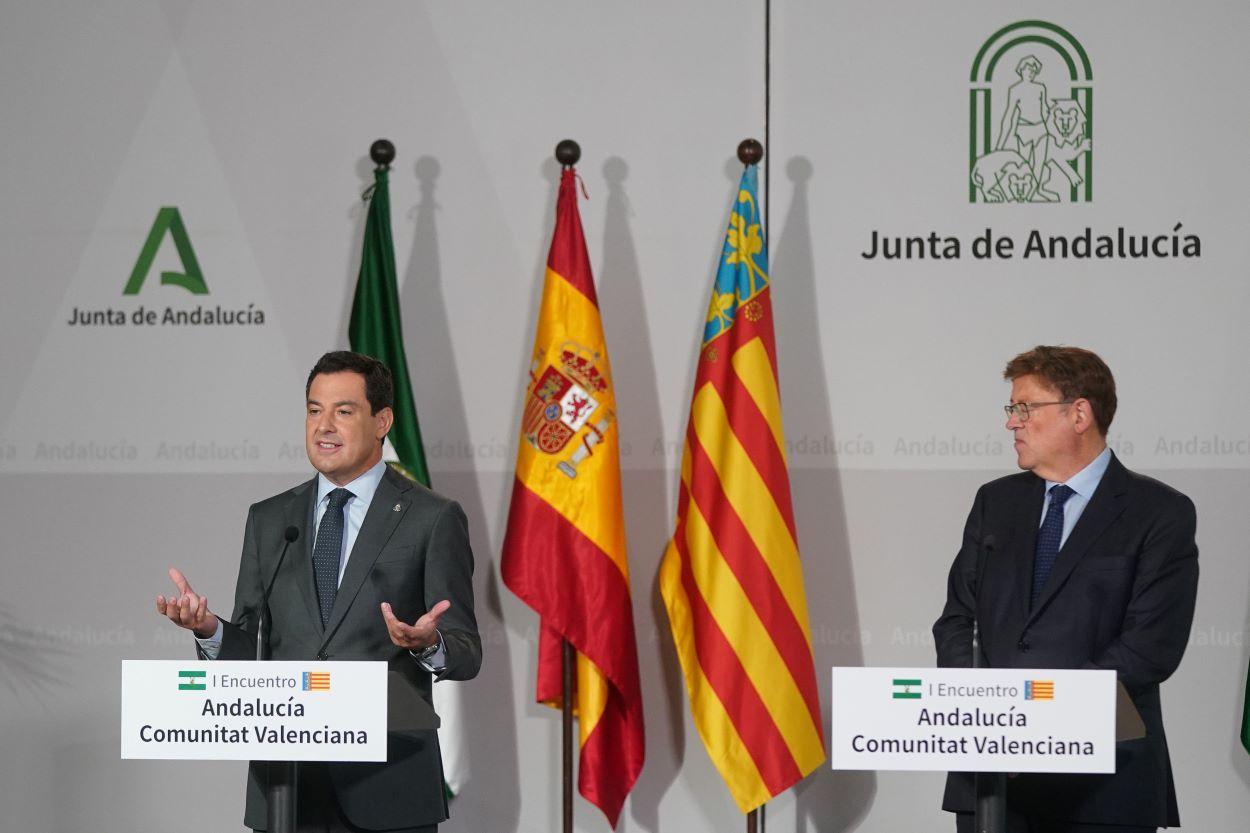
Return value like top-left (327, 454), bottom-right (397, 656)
top-left (1031, 484), bottom-right (1074, 609)
top-left (312, 488), bottom-right (353, 627)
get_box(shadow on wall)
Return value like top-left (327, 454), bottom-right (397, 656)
top-left (0, 604), bottom-right (69, 701)
top-left (595, 156), bottom-right (689, 832)
top-left (396, 156), bottom-right (522, 832)
top-left (772, 157), bottom-right (876, 832)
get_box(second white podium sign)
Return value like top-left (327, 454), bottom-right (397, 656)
top-left (830, 667), bottom-right (1116, 774)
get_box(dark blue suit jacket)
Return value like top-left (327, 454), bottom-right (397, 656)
top-left (933, 453), bottom-right (1198, 827)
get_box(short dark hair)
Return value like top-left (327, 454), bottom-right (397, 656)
top-left (306, 351), bottom-right (394, 415)
top-left (1004, 345), bottom-right (1116, 435)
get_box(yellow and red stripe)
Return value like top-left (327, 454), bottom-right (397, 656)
top-left (501, 169), bottom-right (644, 827)
top-left (660, 177), bottom-right (825, 812)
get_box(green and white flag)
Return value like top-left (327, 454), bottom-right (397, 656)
top-left (348, 161), bottom-right (470, 797)
top-left (892, 678), bottom-right (922, 699)
top-left (178, 669), bottom-right (206, 691)
top-left (349, 164), bottom-right (429, 487)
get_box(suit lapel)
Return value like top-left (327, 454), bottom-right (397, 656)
top-left (282, 478), bottom-right (323, 636)
top-left (320, 466), bottom-right (414, 647)
top-left (1011, 476), bottom-right (1046, 621)
top-left (1027, 453), bottom-right (1129, 624)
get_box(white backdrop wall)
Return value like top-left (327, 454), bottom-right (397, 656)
top-left (1, 2), bottom-right (1247, 831)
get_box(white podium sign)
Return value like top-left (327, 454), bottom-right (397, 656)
top-left (120, 660), bottom-right (387, 761)
top-left (831, 667), bottom-right (1116, 774)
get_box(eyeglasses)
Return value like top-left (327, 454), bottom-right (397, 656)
top-left (1003, 401), bottom-right (1074, 421)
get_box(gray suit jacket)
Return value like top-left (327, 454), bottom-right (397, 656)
top-left (216, 465), bottom-right (481, 830)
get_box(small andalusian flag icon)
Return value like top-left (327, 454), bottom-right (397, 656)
top-left (303, 672), bottom-right (331, 691)
top-left (1025, 680), bottom-right (1054, 700)
top-left (893, 678), bottom-right (922, 699)
top-left (178, 670), bottom-right (206, 691)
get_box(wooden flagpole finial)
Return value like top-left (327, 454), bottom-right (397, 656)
top-left (555, 139), bottom-right (581, 168)
top-left (369, 139), bottom-right (396, 170)
top-left (737, 138), bottom-right (764, 166)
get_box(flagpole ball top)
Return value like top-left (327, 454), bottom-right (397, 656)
top-left (737, 139), bottom-right (764, 166)
top-left (370, 139), bottom-right (396, 169)
top-left (555, 139), bottom-right (581, 167)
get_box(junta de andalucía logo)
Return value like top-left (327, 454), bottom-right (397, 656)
top-left (125, 206), bottom-right (209, 295)
top-left (970, 21), bottom-right (1092, 204)
top-left (64, 205), bottom-right (268, 327)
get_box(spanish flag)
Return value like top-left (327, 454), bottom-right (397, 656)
top-left (659, 164), bottom-right (825, 813)
top-left (501, 168), bottom-right (644, 826)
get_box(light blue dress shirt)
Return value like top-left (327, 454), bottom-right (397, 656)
top-left (312, 458), bottom-right (387, 585)
top-left (1039, 446), bottom-right (1112, 548)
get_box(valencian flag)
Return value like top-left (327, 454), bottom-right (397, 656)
top-left (659, 164), bottom-right (826, 813)
top-left (348, 160), bottom-right (470, 796)
top-left (501, 168), bottom-right (645, 826)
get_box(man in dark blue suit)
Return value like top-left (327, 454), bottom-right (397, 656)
top-left (934, 346), bottom-right (1198, 833)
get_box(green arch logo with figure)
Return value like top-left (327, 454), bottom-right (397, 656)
top-left (970, 21), bottom-right (1092, 204)
top-left (124, 206), bottom-right (209, 295)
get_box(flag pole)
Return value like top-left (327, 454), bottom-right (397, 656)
top-left (553, 137), bottom-right (583, 833)
top-left (562, 639), bottom-right (575, 833)
top-left (736, 138), bottom-right (766, 833)
top-left (763, 0), bottom-right (771, 243)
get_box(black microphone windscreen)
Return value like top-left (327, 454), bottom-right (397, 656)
top-left (284, 526), bottom-right (300, 543)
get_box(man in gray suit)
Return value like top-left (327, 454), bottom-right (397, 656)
top-left (158, 350), bottom-right (481, 832)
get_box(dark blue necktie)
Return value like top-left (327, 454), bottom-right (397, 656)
top-left (312, 488), bottom-right (353, 626)
top-left (1031, 484), bottom-right (1074, 609)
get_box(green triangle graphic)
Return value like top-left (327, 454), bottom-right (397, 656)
top-left (123, 206), bottom-right (209, 295)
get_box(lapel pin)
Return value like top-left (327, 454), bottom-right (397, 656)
top-left (393, 503), bottom-right (402, 512)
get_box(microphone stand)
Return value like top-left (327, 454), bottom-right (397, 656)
top-left (972, 535), bottom-right (1006, 833)
top-left (259, 527), bottom-right (300, 833)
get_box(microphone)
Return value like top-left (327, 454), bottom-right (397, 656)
top-left (971, 534), bottom-right (996, 671)
top-left (974, 535), bottom-right (996, 595)
top-left (257, 526), bottom-right (301, 833)
top-left (971, 532), bottom-right (1006, 833)
top-left (256, 526), bottom-right (300, 661)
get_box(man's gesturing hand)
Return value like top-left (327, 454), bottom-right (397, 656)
top-left (380, 600), bottom-right (450, 651)
top-left (156, 567), bottom-right (220, 639)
